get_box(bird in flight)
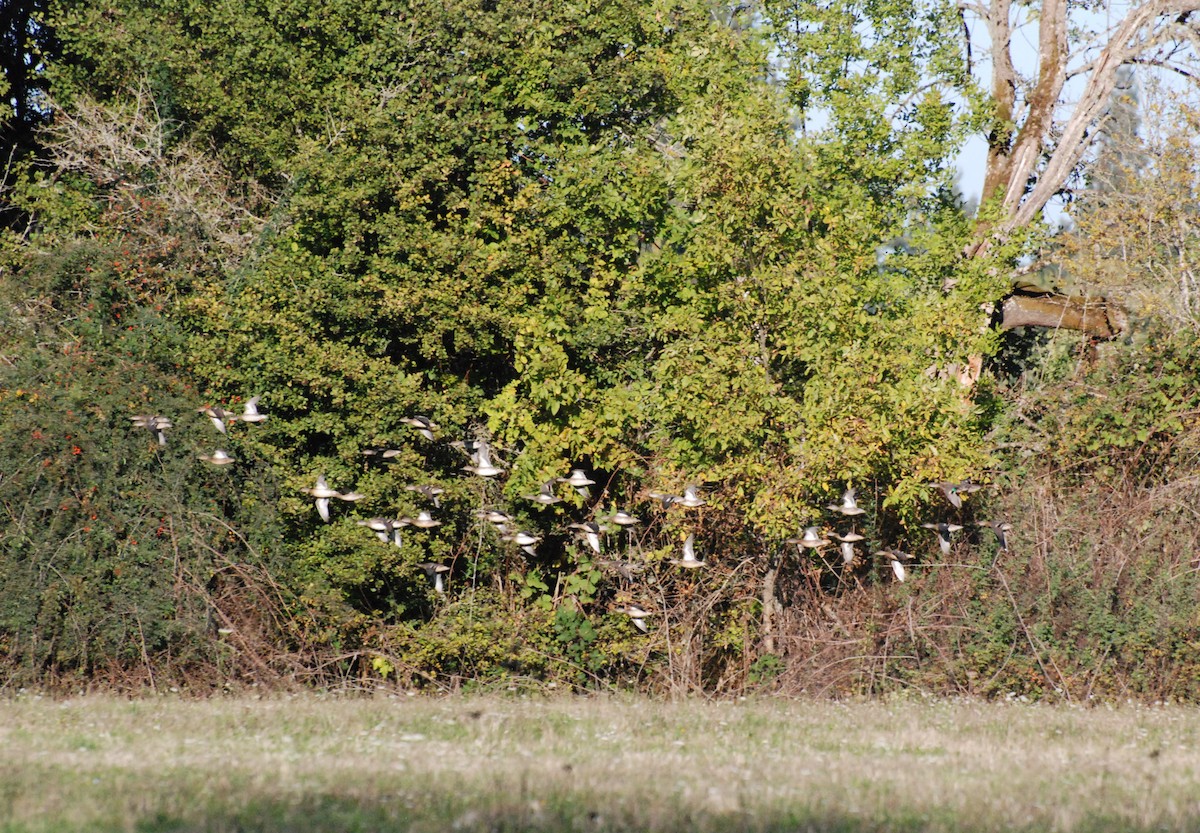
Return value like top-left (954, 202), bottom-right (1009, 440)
top-left (879, 549), bottom-right (911, 582)
top-left (130, 414), bottom-right (172, 445)
top-left (678, 485), bottom-right (706, 508)
top-left (234, 395), bottom-right (267, 424)
top-left (399, 511), bottom-right (441, 530)
top-left (827, 488), bottom-right (866, 516)
top-left (416, 561), bottom-right (451, 594)
top-left (523, 481), bottom-right (563, 506)
top-left (198, 405), bottom-right (235, 435)
top-left (927, 481), bottom-right (982, 510)
top-left (609, 510), bottom-right (641, 527)
top-left (921, 522), bottom-right (963, 555)
top-left (503, 530), bottom-right (541, 556)
top-left (569, 521), bottom-right (603, 554)
top-left (621, 603), bottom-right (654, 633)
top-left (670, 534), bottom-right (706, 568)
top-left (975, 519), bottom-right (1013, 551)
top-left (400, 415), bottom-right (438, 441)
top-left (560, 469), bottom-right (596, 498)
top-left (830, 529), bottom-right (865, 566)
top-left (301, 474), bottom-right (341, 522)
top-left (462, 441), bottom-right (505, 477)
top-left (358, 517), bottom-right (403, 547)
top-left (787, 526), bottom-right (830, 549)
top-left (405, 483), bottom-right (445, 508)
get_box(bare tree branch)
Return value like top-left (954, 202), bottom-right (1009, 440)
top-left (971, 0), bottom-right (1200, 258)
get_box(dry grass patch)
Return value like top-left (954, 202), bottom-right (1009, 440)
top-left (2, 694), bottom-right (1199, 832)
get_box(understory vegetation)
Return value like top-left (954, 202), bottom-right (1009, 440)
top-left (1, 0), bottom-right (1198, 698)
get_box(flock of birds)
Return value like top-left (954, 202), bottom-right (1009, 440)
top-left (130, 401), bottom-right (1013, 634)
top-left (784, 483), bottom-right (1012, 588)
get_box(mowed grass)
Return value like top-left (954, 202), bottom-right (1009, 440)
top-left (2, 694), bottom-right (1199, 833)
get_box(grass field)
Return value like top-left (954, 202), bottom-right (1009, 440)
top-left (2, 693), bottom-right (1199, 832)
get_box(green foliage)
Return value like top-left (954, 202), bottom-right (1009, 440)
top-left (1, 0), bottom-right (1026, 693)
top-left (0, 236), bottom-right (282, 685)
top-left (997, 326), bottom-right (1200, 488)
top-left (762, 0), bottom-right (989, 203)
top-left (553, 606), bottom-right (605, 686)
top-left (806, 330), bottom-right (1200, 702)
top-left (0, 0), bottom-right (57, 157)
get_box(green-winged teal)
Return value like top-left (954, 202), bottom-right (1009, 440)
top-left (975, 519), bottom-right (1012, 551)
top-left (524, 481), bottom-right (563, 506)
top-left (670, 534), bottom-right (706, 568)
top-left (927, 481), bottom-right (982, 510)
top-left (405, 483), bottom-right (445, 508)
top-left (609, 510), bottom-right (641, 527)
top-left (503, 530), bottom-right (541, 556)
top-left (198, 405), bottom-right (235, 435)
top-left (400, 511), bottom-right (441, 529)
top-left (569, 521), bottom-right (603, 554)
top-left (301, 474), bottom-right (340, 522)
top-left (622, 604), bottom-right (653, 633)
top-left (130, 414), bottom-right (172, 445)
top-left (235, 395), bottom-right (267, 424)
top-left (358, 517), bottom-right (403, 547)
top-left (400, 415), bottom-right (438, 441)
top-left (561, 469), bottom-right (596, 498)
top-left (462, 442), bottom-right (505, 477)
top-left (827, 488), bottom-right (866, 516)
top-left (416, 561), bottom-right (451, 594)
top-left (921, 522), bottom-right (963, 555)
top-left (788, 526), bottom-right (830, 549)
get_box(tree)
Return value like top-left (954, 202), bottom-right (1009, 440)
top-left (0, 0), bottom-right (1013, 691)
top-left (0, 95), bottom-right (287, 685)
top-left (0, 0), bottom-right (54, 143)
top-left (764, 0), bottom-right (1200, 336)
top-left (973, 0), bottom-right (1200, 238)
top-left (1048, 79), bottom-right (1200, 332)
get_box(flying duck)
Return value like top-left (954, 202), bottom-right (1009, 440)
top-left (198, 405), bottom-right (235, 435)
top-left (405, 483), bottom-right (445, 508)
top-left (921, 522), bottom-right (963, 555)
top-left (787, 526), bottom-right (830, 549)
top-left (830, 530), bottom-right (865, 566)
top-left (358, 517), bottom-right (403, 546)
top-left (131, 414), bottom-right (172, 445)
top-left (301, 474), bottom-right (341, 522)
top-left (827, 488), bottom-right (866, 516)
top-left (678, 485), bottom-right (706, 508)
top-left (927, 481), bottom-right (982, 510)
top-left (503, 530), bottom-right (541, 556)
top-left (400, 415), bottom-right (438, 441)
top-left (416, 561), bottom-right (451, 594)
top-left (669, 534), bottom-right (706, 568)
top-left (523, 481), bottom-right (563, 506)
top-left (560, 469), bottom-right (596, 498)
top-left (975, 519), bottom-right (1013, 551)
top-left (568, 521), bottom-right (603, 554)
top-left (234, 395), bottom-right (267, 424)
top-left (879, 549), bottom-right (910, 582)
top-left (400, 511), bottom-right (441, 529)
top-left (622, 604), bottom-right (654, 633)
top-left (462, 442), bottom-right (505, 477)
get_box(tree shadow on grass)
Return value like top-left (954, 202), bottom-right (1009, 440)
top-left (98, 794), bottom-right (1193, 833)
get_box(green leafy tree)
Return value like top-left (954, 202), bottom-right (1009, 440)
top-left (1, 0), bottom-right (1029, 690)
